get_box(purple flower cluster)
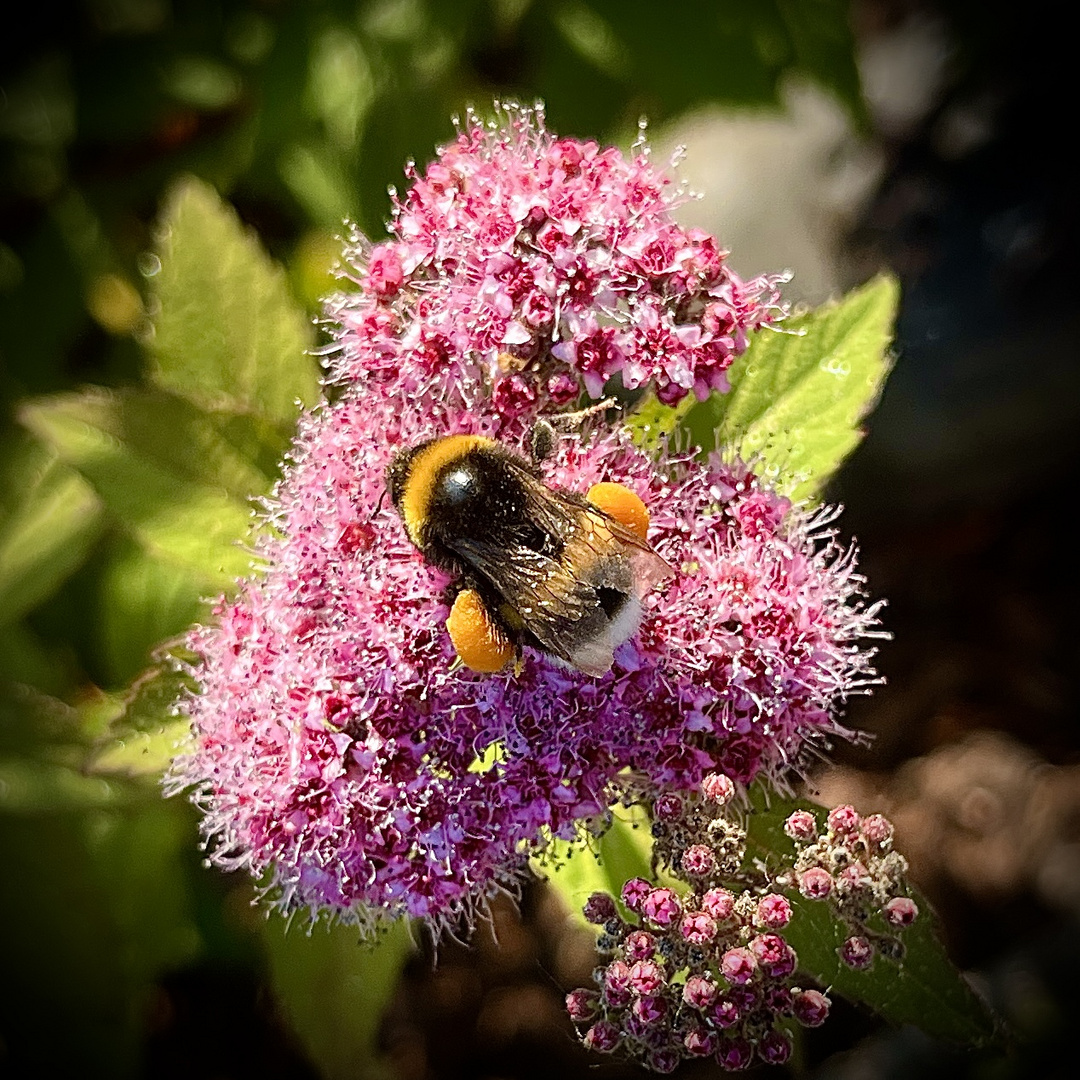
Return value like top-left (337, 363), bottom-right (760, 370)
top-left (567, 775), bottom-right (841, 1072)
top-left (168, 105), bottom-right (883, 934)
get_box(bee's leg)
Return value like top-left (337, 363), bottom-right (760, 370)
top-left (529, 397), bottom-right (620, 462)
top-left (445, 584), bottom-right (516, 674)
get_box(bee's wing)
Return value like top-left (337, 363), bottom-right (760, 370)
top-left (514, 467), bottom-right (675, 594)
top-left (449, 536), bottom-right (616, 673)
top-left (449, 470), bottom-right (673, 675)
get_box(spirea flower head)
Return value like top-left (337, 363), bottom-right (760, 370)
top-left (567, 776), bottom-right (846, 1070)
top-left (567, 777), bottom-right (920, 1070)
top-left (327, 103), bottom-right (787, 412)
top-left (168, 103), bottom-right (884, 935)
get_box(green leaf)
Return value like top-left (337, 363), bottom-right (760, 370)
top-left (0, 432), bottom-right (104, 625)
top-left (0, 755), bottom-right (125, 813)
top-left (88, 659), bottom-right (198, 779)
top-left (744, 784), bottom-right (1002, 1048)
top-left (89, 717), bottom-right (191, 779)
top-left (19, 387), bottom-right (273, 589)
top-left (0, 620), bottom-right (72, 693)
top-left (534, 805), bottom-right (660, 929)
top-left (261, 917), bottom-right (416, 1080)
top-left (95, 538), bottom-right (207, 686)
top-left (639, 274), bottom-right (899, 502)
top-left (148, 174), bottom-right (319, 434)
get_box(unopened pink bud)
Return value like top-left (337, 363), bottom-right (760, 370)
top-left (840, 935), bottom-right (874, 969)
top-left (654, 792), bottom-right (683, 820)
top-left (623, 929), bottom-right (656, 961)
top-left (758, 1029), bottom-right (792, 1065)
top-left (793, 988), bottom-right (831, 1027)
top-left (883, 896), bottom-right (919, 927)
top-left (784, 809), bottom-right (817, 841)
top-left (681, 843), bottom-right (716, 877)
top-left (603, 959), bottom-right (630, 993)
top-left (751, 933), bottom-right (797, 978)
top-left (827, 804), bottom-right (861, 836)
top-left (837, 862), bottom-right (869, 891)
top-left (756, 892), bottom-right (792, 928)
top-left (861, 812), bottom-right (894, 846)
top-left (702, 772), bottom-right (736, 804)
top-left (631, 993), bottom-right (668, 1025)
top-left (683, 974), bottom-right (718, 1010)
top-left (680, 910), bottom-right (718, 944)
top-left (716, 1036), bottom-right (754, 1071)
top-left (720, 946), bottom-right (757, 985)
top-left (647, 1048), bottom-right (680, 1074)
top-left (798, 866), bottom-right (833, 899)
top-left (583, 1020), bottom-right (620, 1052)
top-left (684, 1026), bottom-right (717, 1056)
top-left (620, 877), bottom-right (651, 912)
top-left (583, 891), bottom-right (617, 924)
top-left (565, 988), bottom-right (599, 1021)
top-left (712, 996), bottom-right (741, 1029)
top-left (628, 959), bottom-right (665, 996)
top-left (641, 887), bottom-right (682, 928)
top-left (701, 887), bottom-right (735, 920)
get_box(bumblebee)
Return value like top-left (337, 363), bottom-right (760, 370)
top-left (387, 433), bottom-right (672, 675)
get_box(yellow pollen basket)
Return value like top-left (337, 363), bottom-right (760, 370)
top-left (586, 482), bottom-right (650, 540)
top-left (446, 589), bottom-right (515, 673)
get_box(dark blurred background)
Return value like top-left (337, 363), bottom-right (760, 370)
top-left (1, 1), bottom-right (1077, 1077)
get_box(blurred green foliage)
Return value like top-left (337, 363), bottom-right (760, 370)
top-left (1, 1), bottom-right (870, 1075)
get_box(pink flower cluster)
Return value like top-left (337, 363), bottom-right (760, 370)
top-left (784, 805), bottom-right (919, 967)
top-left (326, 103), bottom-right (786, 410)
top-left (168, 105), bottom-right (883, 934)
top-left (567, 776), bottom-right (844, 1072)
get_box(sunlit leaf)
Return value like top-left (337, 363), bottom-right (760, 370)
top-left (88, 659), bottom-right (198, 779)
top-left (89, 718), bottom-right (191, 780)
top-left (631, 275), bottom-right (899, 502)
top-left (710, 273), bottom-right (898, 500)
top-left (20, 387), bottom-right (271, 588)
top-left (148, 175), bottom-right (319, 434)
top-left (95, 538), bottom-right (206, 686)
top-left (0, 433), bottom-right (104, 625)
top-left (261, 918), bottom-right (416, 1080)
top-left (534, 805), bottom-right (659, 928)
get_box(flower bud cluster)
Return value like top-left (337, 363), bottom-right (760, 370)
top-left (782, 805), bottom-right (919, 969)
top-left (566, 775), bottom-right (834, 1072)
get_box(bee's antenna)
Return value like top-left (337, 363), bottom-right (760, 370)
top-left (548, 396), bottom-right (620, 428)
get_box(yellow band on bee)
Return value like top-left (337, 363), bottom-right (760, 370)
top-left (400, 435), bottom-right (494, 545)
